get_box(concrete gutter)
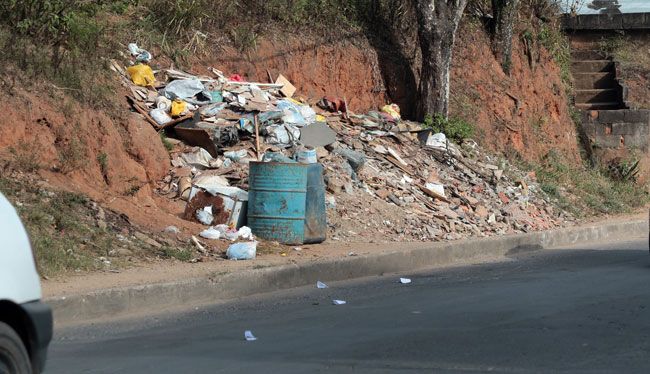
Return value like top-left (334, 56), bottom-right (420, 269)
top-left (48, 218), bottom-right (648, 327)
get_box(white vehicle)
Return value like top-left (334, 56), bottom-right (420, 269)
top-left (0, 193), bottom-right (52, 374)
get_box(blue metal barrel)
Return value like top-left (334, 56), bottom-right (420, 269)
top-left (304, 163), bottom-right (327, 244)
top-left (248, 162), bottom-right (309, 245)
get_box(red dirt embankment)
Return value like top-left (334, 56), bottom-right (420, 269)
top-left (0, 23), bottom-right (581, 232)
top-left (0, 90), bottom-right (201, 233)
top-left (200, 27), bottom-right (581, 163)
top-left (452, 26), bottom-right (581, 163)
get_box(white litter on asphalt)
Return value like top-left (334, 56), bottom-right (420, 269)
top-left (399, 278), bottom-right (412, 284)
top-left (317, 281), bottom-right (328, 289)
top-left (332, 299), bottom-right (347, 305)
top-left (244, 330), bottom-right (257, 341)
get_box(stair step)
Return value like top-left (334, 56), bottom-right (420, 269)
top-left (571, 50), bottom-right (607, 60)
top-left (575, 102), bottom-right (624, 110)
top-left (575, 88), bottom-right (620, 103)
top-left (573, 72), bottom-right (617, 89)
top-left (571, 60), bottom-right (615, 73)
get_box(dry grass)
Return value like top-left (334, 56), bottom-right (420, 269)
top-left (517, 151), bottom-right (649, 217)
top-left (0, 176), bottom-right (197, 277)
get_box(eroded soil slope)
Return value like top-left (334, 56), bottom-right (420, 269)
top-left (0, 23), bottom-right (581, 240)
top-left (451, 25), bottom-right (581, 163)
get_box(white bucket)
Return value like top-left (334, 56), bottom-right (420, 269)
top-left (296, 148), bottom-right (317, 164)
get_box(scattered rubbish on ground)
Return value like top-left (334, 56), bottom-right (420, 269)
top-left (127, 43), bottom-right (152, 63)
top-left (399, 278), bottom-right (412, 284)
top-left (244, 330), bottom-right (257, 341)
top-left (190, 236), bottom-right (207, 254)
top-left (113, 43), bottom-right (573, 260)
top-left (227, 241), bottom-right (257, 260)
top-left (127, 64), bottom-right (154, 87)
top-left (332, 300), bottom-right (347, 305)
top-left (317, 281), bottom-right (328, 289)
top-left (199, 227), bottom-right (222, 240)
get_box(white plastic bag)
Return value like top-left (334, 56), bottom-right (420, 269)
top-left (180, 148), bottom-right (216, 169)
top-left (199, 227), bottom-right (221, 240)
top-left (224, 149), bottom-right (248, 162)
top-left (237, 226), bottom-right (254, 240)
top-left (128, 43), bottom-right (152, 63)
top-left (196, 206), bottom-right (214, 225)
top-left (266, 124), bottom-right (300, 148)
top-left (227, 242), bottom-right (257, 260)
top-left (162, 78), bottom-right (206, 102)
top-left (150, 108), bottom-right (172, 125)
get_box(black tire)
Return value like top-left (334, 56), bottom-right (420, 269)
top-left (0, 321), bottom-right (31, 374)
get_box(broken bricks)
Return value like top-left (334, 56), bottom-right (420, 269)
top-left (124, 44), bottom-right (570, 248)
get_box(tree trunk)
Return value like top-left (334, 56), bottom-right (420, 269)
top-left (491, 0), bottom-right (519, 75)
top-left (414, 0), bottom-right (469, 121)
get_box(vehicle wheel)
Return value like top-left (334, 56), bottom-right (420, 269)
top-left (0, 321), bottom-right (31, 374)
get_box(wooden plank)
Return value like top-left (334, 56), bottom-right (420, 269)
top-left (384, 155), bottom-right (415, 176)
top-left (224, 82), bottom-right (284, 88)
top-left (254, 114), bottom-right (261, 161)
top-left (387, 147), bottom-right (408, 166)
top-left (128, 96), bottom-right (160, 129)
top-left (159, 114), bottom-right (194, 130)
top-left (275, 74), bottom-right (296, 98)
top-left (413, 193), bottom-right (438, 211)
top-left (129, 96), bottom-right (195, 131)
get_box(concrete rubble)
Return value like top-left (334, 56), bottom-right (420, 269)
top-left (114, 44), bottom-right (575, 248)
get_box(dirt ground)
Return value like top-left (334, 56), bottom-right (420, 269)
top-left (42, 212), bottom-right (646, 298)
top-left (451, 24), bottom-right (581, 164)
top-left (0, 20), bottom-right (592, 282)
top-left (0, 24), bottom-right (581, 235)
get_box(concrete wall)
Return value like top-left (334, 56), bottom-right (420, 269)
top-left (563, 13), bottom-right (650, 30)
top-left (581, 109), bottom-right (650, 184)
top-left (581, 110), bottom-right (649, 150)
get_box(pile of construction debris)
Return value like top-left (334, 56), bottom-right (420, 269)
top-left (114, 44), bottom-right (574, 247)
top-left (320, 127), bottom-right (573, 243)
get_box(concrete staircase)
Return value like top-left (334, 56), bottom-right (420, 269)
top-left (570, 50), bottom-right (625, 110)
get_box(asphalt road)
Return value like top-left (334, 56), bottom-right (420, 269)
top-left (48, 238), bottom-right (650, 373)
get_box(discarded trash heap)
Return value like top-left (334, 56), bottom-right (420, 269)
top-left (115, 43), bottom-right (572, 254)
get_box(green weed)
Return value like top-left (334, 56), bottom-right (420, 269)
top-left (230, 26), bottom-right (259, 54)
top-left (0, 177), bottom-right (110, 277)
top-left (160, 133), bottom-right (174, 152)
top-left (423, 114), bottom-right (475, 142)
top-left (97, 152), bottom-right (108, 175)
top-left (160, 246), bottom-right (192, 261)
top-left (606, 158), bottom-right (641, 183)
top-left (530, 115), bottom-right (547, 134)
top-left (524, 151), bottom-right (649, 217)
top-left (145, 0), bottom-right (213, 38)
top-left (598, 36), bottom-right (625, 56)
top-left (124, 184), bottom-right (141, 196)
